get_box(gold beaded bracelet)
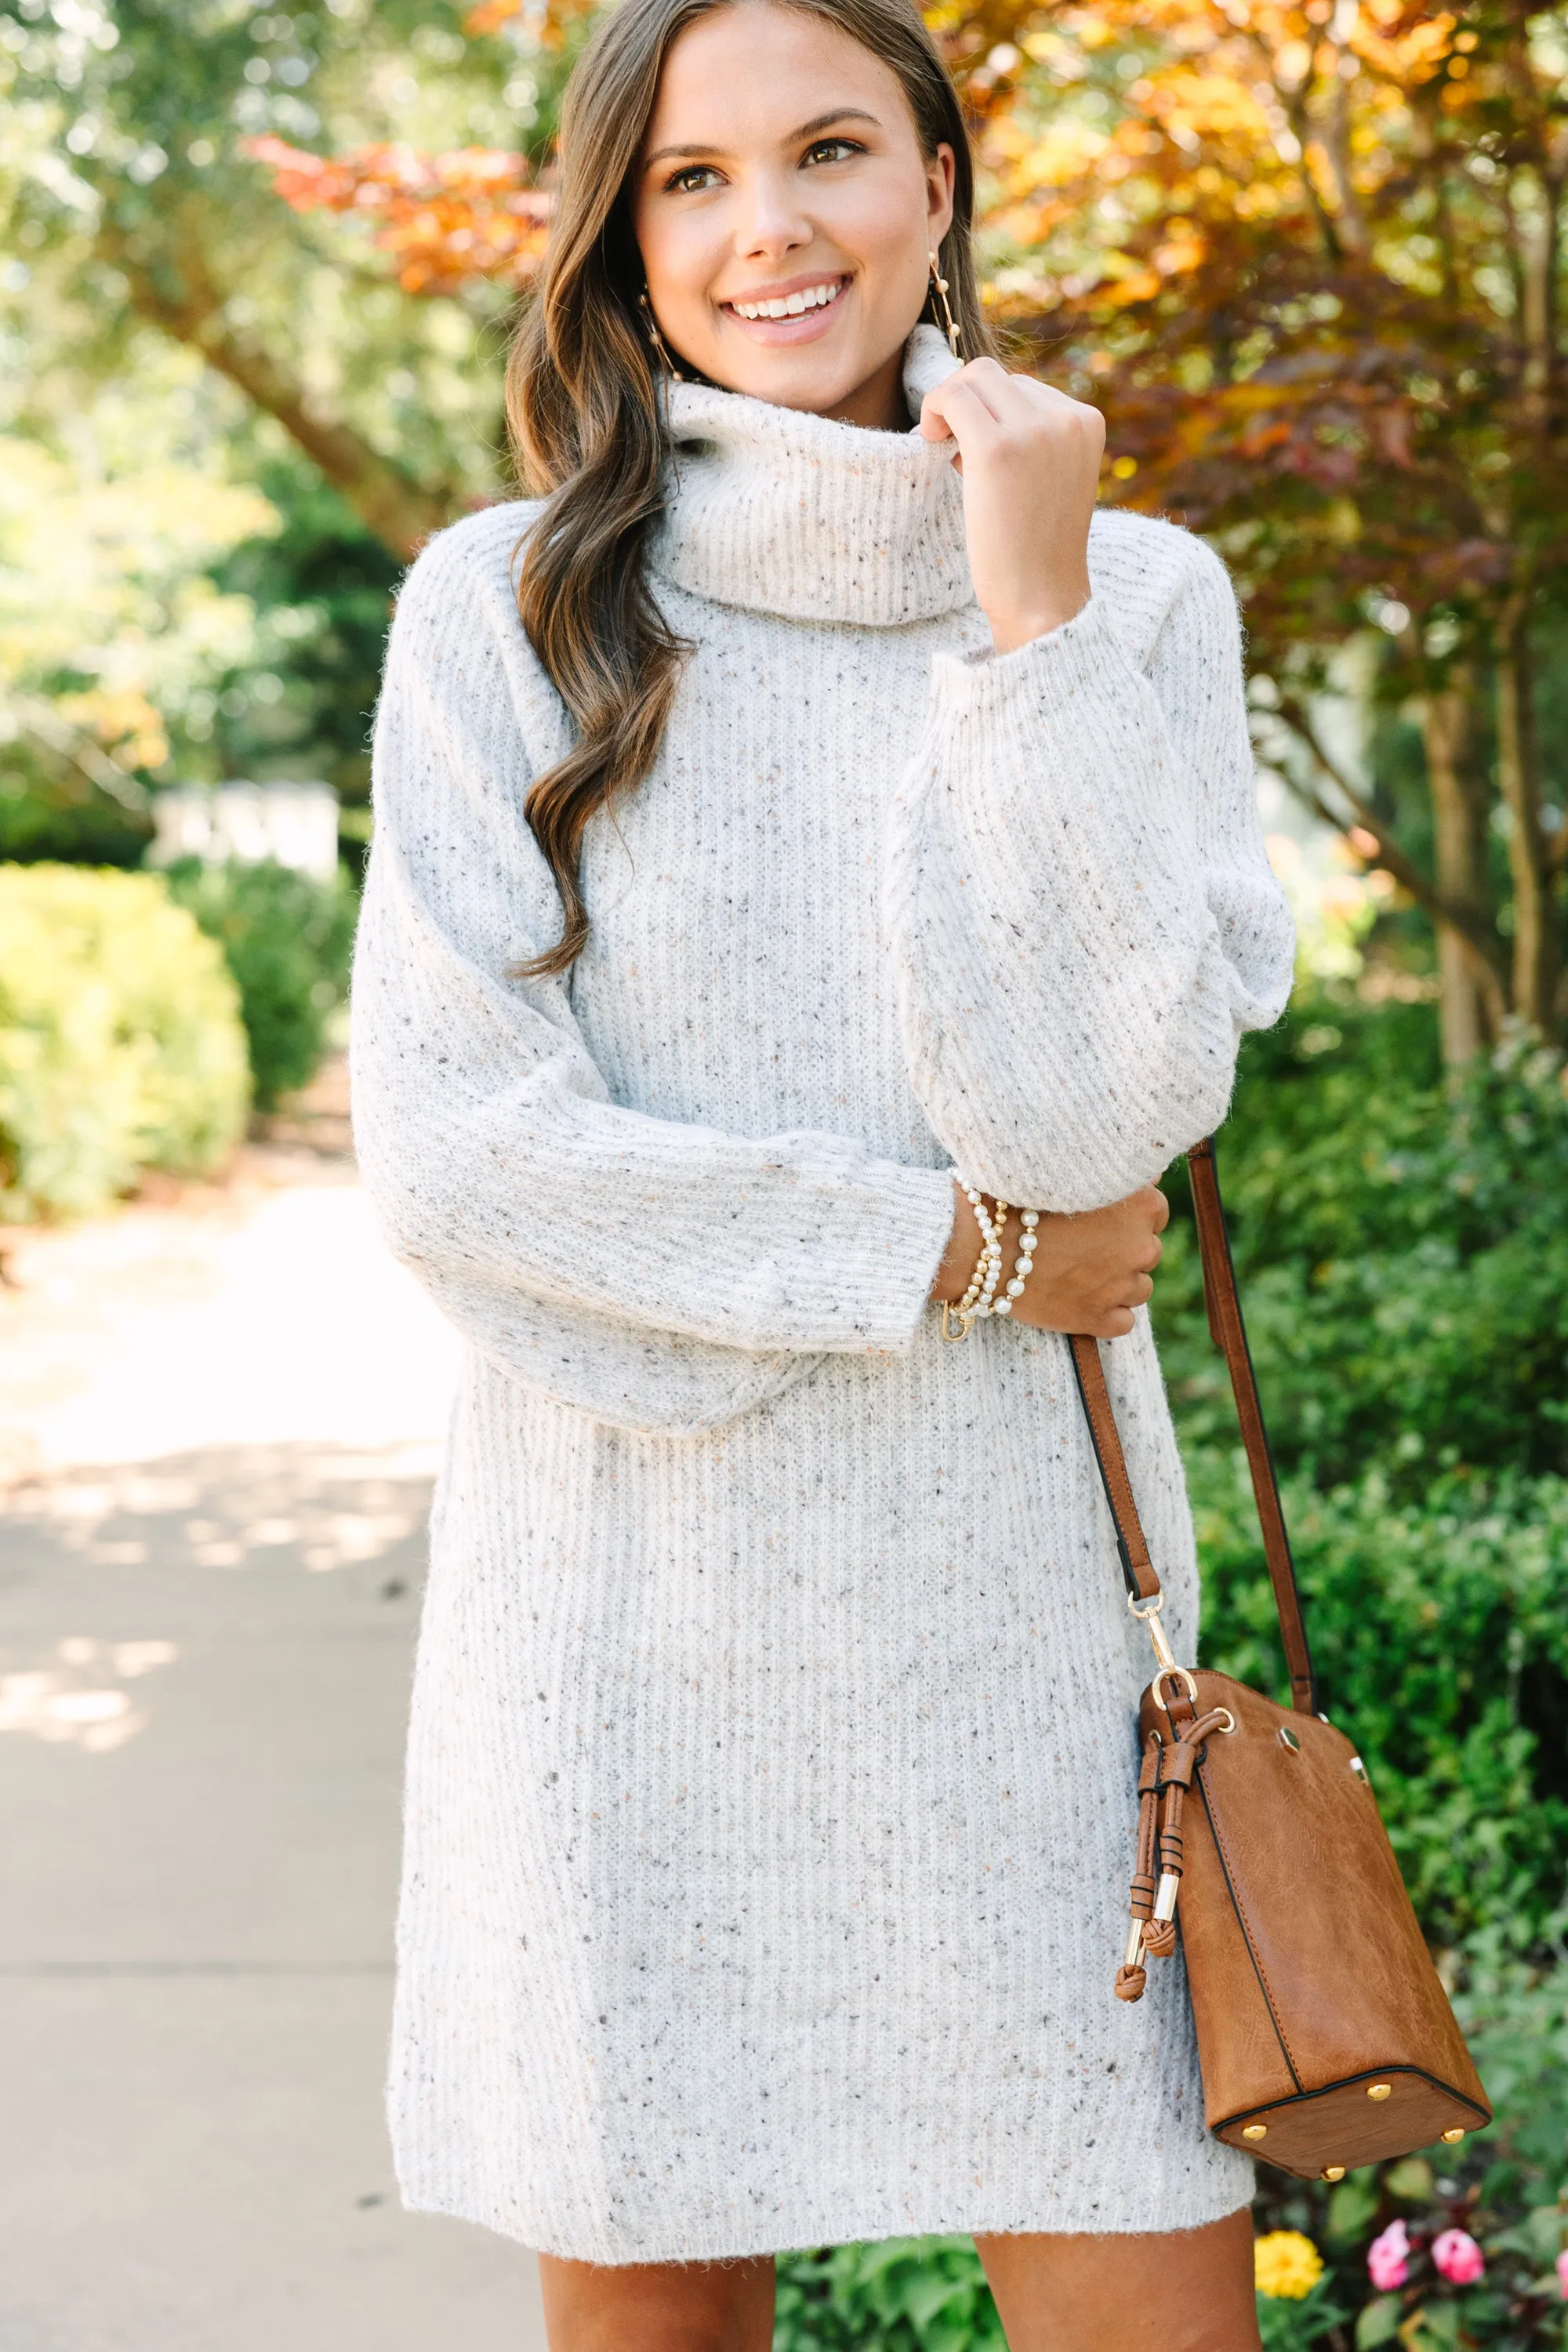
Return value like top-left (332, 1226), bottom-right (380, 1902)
top-left (940, 1183), bottom-right (1027, 1340)
top-left (940, 1181), bottom-right (998, 1341)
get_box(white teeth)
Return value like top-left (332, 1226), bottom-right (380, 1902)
top-left (731, 280), bottom-right (842, 321)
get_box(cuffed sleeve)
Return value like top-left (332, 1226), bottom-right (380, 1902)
top-left (885, 528), bottom-right (1294, 1210)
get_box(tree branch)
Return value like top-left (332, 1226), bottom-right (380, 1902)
top-left (98, 219), bottom-right (460, 562)
top-left (1265, 695), bottom-right (1511, 1004)
top-left (5, 691), bottom-right (151, 814)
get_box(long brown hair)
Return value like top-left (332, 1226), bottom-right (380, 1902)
top-left (506, 0), bottom-right (996, 976)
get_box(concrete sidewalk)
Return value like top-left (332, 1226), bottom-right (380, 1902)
top-left (0, 1152), bottom-right (546, 2350)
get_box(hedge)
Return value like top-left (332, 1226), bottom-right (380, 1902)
top-left (0, 862), bottom-right (250, 1221)
top-left (162, 855), bottom-right (358, 1112)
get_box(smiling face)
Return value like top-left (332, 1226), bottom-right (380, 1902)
top-left (630, 1), bottom-right (955, 429)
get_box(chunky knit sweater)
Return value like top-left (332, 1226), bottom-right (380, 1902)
top-left (351, 325), bottom-right (1295, 2263)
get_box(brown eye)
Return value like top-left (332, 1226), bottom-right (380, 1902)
top-left (803, 138), bottom-right (862, 166)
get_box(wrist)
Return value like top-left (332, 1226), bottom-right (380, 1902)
top-left (932, 1179), bottom-right (983, 1303)
top-left (986, 581), bottom-right (1091, 655)
top-left (934, 1181), bottom-right (1036, 1340)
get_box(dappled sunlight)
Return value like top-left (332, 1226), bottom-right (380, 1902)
top-left (0, 1633), bottom-right (178, 1753)
top-left (5, 1443), bottom-right (434, 1577)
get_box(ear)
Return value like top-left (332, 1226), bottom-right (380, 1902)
top-left (924, 143), bottom-right (956, 248)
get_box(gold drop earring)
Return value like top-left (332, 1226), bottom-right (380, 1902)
top-left (928, 249), bottom-right (961, 359)
top-left (638, 289), bottom-right (685, 384)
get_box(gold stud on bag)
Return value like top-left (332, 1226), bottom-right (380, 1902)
top-left (1070, 1136), bottom-right (1490, 2181)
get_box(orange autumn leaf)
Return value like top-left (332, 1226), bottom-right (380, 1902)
top-left (244, 135), bottom-right (553, 295)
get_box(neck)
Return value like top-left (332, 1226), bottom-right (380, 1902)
top-left (818, 345), bottom-right (914, 433)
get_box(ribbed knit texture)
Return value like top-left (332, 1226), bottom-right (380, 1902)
top-left (352, 327), bottom-right (1294, 2262)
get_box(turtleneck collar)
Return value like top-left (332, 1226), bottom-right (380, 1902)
top-left (647, 325), bottom-right (974, 628)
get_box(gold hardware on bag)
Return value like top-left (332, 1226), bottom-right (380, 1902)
top-left (1322, 2166), bottom-right (1346, 2182)
top-left (1441, 2128), bottom-right (1466, 2143)
top-left (1129, 1591), bottom-right (1180, 1673)
top-left (1367, 2083), bottom-right (1392, 2101)
top-left (1152, 1666), bottom-right (1200, 1711)
top-left (1242, 2124), bottom-right (1268, 2141)
top-left (1278, 1726), bottom-right (1301, 1751)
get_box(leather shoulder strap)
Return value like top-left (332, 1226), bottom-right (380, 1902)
top-left (1069, 1138), bottom-right (1319, 1717)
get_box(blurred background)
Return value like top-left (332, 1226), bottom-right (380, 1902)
top-left (2, 0), bottom-right (1567, 2347)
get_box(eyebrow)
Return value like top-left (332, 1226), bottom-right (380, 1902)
top-left (642, 107), bottom-right (883, 172)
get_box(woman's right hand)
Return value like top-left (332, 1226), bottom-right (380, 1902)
top-left (932, 1181), bottom-right (1168, 1339)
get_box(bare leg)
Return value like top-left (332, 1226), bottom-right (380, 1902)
top-left (975, 2208), bottom-right (1261, 2352)
top-left (538, 2252), bottom-right (777, 2352)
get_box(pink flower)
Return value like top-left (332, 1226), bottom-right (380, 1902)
top-left (1368, 2220), bottom-right (1411, 2292)
top-left (1432, 2229), bottom-right (1485, 2286)
top-left (1555, 2249), bottom-right (1568, 2300)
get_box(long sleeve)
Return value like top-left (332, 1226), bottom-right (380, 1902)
top-left (349, 511), bottom-right (956, 1435)
top-left (885, 518), bottom-right (1294, 1212)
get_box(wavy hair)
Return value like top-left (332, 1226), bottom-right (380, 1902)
top-left (506, 0), bottom-right (996, 975)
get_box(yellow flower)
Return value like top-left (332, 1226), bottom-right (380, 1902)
top-left (1254, 2230), bottom-right (1325, 2300)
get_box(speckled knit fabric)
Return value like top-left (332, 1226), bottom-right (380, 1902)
top-left (350, 327), bottom-right (1294, 2263)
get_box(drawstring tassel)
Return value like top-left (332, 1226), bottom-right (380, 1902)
top-left (1113, 1710), bottom-right (1231, 1998)
top-left (1114, 1734), bottom-right (1163, 2001)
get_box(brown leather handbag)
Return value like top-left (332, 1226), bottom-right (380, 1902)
top-left (1069, 1135), bottom-right (1490, 2182)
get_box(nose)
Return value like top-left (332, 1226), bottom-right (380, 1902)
top-left (732, 164), bottom-right (813, 262)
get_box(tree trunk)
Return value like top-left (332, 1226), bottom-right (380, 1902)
top-left (1422, 674), bottom-right (1496, 1065)
top-left (1494, 609), bottom-right (1558, 1033)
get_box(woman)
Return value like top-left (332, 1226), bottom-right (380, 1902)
top-left (350, 0), bottom-right (1294, 2341)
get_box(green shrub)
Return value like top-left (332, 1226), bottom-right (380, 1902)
top-left (162, 855), bottom-right (358, 1111)
top-left (0, 862), bottom-right (249, 1221)
top-left (1155, 1007), bottom-right (1568, 1494)
top-left (775, 2238), bottom-right (1003, 2350)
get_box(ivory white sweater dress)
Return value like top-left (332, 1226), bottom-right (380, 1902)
top-left (350, 325), bottom-right (1295, 2263)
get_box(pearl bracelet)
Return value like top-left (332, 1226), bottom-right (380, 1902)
top-left (990, 1207), bottom-right (1040, 1316)
top-left (940, 1184), bottom-right (1020, 1341)
top-left (941, 1183), bottom-right (999, 1341)
top-left (976, 1199), bottom-right (1011, 1316)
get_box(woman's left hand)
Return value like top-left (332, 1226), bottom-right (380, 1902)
top-left (917, 358), bottom-right (1105, 655)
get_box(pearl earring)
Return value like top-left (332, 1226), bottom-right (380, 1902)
top-left (927, 249), bottom-right (961, 359)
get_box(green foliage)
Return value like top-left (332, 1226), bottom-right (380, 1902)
top-left (202, 457), bottom-right (403, 815)
top-left (1255, 2278), bottom-right (1349, 2349)
top-left (775, 2239), bottom-right (1004, 2351)
top-left (1156, 1000), bottom-right (1568, 1492)
top-left (0, 862), bottom-right (249, 1221)
top-left (0, 758), bottom-right (151, 869)
top-left (162, 856), bottom-right (356, 1111)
